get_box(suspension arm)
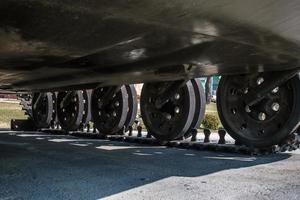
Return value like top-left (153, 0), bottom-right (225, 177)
top-left (244, 69), bottom-right (300, 106)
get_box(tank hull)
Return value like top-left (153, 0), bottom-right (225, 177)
top-left (0, 0), bottom-right (300, 91)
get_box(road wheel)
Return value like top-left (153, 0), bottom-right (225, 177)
top-left (32, 92), bottom-right (54, 128)
top-left (91, 86), bottom-right (128, 134)
top-left (217, 73), bottom-right (300, 148)
top-left (57, 91), bottom-right (85, 131)
top-left (141, 81), bottom-right (195, 141)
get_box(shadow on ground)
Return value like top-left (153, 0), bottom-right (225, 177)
top-left (0, 131), bottom-right (292, 199)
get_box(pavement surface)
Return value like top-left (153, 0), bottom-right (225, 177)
top-left (0, 131), bottom-right (300, 200)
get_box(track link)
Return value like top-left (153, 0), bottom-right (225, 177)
top-left (36, 127), bottom-right (300, 156)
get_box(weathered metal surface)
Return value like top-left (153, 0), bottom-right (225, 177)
top-left (0, 1), bottom-right (300, 91)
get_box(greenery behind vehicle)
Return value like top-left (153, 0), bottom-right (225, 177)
top-left (0, 102), bottom-right (26, 128)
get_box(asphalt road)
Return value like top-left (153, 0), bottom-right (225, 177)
top-left (0, 131), bottom-right (300, 200)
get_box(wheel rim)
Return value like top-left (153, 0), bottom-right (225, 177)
top-left (57, 91), bottom-right (84, 131)
top-left (91, 86), bottom-right (128, 134)
top-left (124, 85), bottom-right (138, 130)
top-left (184, 78), bottom-right (206, 138)
top-left (141, 81), bottom-right (195, 141)
top-left (32, 92), bottom-right (54, 128)
top-left (217, 74), bottom-right (300, 147)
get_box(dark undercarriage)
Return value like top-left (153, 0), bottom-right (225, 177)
top-left (0, 0), bottom-right (299, 91)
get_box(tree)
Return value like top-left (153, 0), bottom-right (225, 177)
top-left (205, 76), bottom-right (212, 104)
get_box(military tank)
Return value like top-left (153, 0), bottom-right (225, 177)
top-left (1, 0), bottom-right (300, 148)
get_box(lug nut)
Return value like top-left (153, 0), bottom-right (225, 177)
top-left (258, 112), bottom-right (266, 121)
top-left (115, 101), bottom-right (120, 107)
top-left (244, 88), bottom-right (249, 94)
top-left (98, 111), bottom-right (101, 116)
top-left (166, 114), bottom-right (172, 120)
top-left (174, 93), bottom-right (180, 100)
top-left (112, 111), bottom-right (117, 117)
top-left (245, 105), bottom-right (251, 113)
top-left (272, 87), bottom-right (279, 94)
top-left (271, 102), bottom-right (280, 112)
top-left (257, 77), bottom-right (264, 85)
top-left (174, 107), bottom-right (180, 114)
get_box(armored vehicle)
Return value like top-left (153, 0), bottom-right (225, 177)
top-left (1, 0), bottom-right (299, 148)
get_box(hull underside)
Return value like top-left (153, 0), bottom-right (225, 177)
top-left (0, 0), bottom-right (300, 91)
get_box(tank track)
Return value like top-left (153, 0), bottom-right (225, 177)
top-left (36, 126), bottom-right (300, 156)
top-left (17, 92), bottom-right (300, 156)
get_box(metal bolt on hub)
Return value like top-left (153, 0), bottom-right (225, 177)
top-left (271, 102), bottom-right (280, 112)
top-left (257, 77), bottom-right (264, 85)
top-left (174, 93), bottom-right (180, 100)
top-left (258, 112), bottom-right (266, 121)
top-left (166, 114), bottom-right (172, 120)
top-left (174, 107), bottom-right (180, 114)
top-left (272, 87), bottom-right (279, 93)
top-left (245, 105), bottom-right (251, 113)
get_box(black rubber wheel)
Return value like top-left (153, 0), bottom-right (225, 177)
top-left (124, 85), bottom-right (138, 131)
top-left (32, 92), bottom-right (54, 128)
top-left (91, 86), bottom-right (128, 135)
top-left (141, 81), bottom-right (196, 141)
top-left (57, 91), bottom-right (84, 131)
top-left (217, 73), bottom-right (300, 148)
top-left (184, 78), bottom-right (206, 138)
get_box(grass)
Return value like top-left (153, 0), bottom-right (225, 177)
top-left (0, 102), bottom-right (27, 128)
